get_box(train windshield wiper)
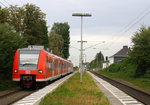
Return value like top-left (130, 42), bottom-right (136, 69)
top-left (22, 63), bottom-right (36, 66)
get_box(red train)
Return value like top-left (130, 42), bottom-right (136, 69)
top-left (12, 45), bottom-right (73, 88)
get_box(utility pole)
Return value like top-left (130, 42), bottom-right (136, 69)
top-left (72, 13), bottom-right (91, 82)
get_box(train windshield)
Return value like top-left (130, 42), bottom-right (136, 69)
top-left (19, 50), bottom-right (40, 70)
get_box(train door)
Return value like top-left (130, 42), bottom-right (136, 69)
top-left (54, 58), bottom-right (58, 76)
top-left (58, 59), bottom-right (60, 75)
top-left (47, 55), bottom-right (53, 77)
top-left (52, 57), bottom-right (55, 77)
top-left (60, 60), bottom-right (63, 74)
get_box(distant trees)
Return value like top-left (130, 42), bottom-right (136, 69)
top-left (50, 22), bottom-right (70, 59)
top-left (48, 32), bottom-right (64, 57)
top-left (89, 51), bottom-right (104, 69)
top-left (0, 24), bottom-right (26, 78)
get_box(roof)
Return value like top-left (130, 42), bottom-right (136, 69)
top-left (109, 46), bottom-right (130, 58)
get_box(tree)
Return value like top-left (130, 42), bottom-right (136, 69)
top-left (23, 4), bottom-right (48, 47)
top-left (0, 4), bottom-right (49, 47)
top-left (6, 5), bottom-right (25, 34)
top-left (130, 26), bottom-right (150, 77)
top-left (50, 22), bottom-right (70, 59)
top-left (48, 32), bottom-right (64, 57)
top-left (94, 51), bottom-right (104, 68)
top-left (89, 51), bottom-right (104, 69)
top-left (0, 7), bottom-right (9, 24)
top-left (0, 24), bottom-right (26, 78)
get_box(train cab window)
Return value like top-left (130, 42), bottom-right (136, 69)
top-left (19, 50), bottom-right (40, 70)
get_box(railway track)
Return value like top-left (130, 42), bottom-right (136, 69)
top-left (91, 71), bottom-right (150, 105)
top-left (0, 88), bottom-right (35, 105)
top-left (0, 73), bottom-right (73, 105)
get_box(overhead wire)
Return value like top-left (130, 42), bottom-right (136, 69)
top-left (105, 6), bottom-right (150, 49)
top-left (3, 0), bottom-right (10, 6)
top-left (84, 42), bottom-right (105, 50)
top-left (0, 1), bottom-right (7, 7)
top-left (111, 9), bottom-right (150, 48)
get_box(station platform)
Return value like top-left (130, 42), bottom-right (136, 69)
top-left (88, 71), bottom-right (143, 105)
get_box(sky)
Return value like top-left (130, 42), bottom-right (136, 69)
top-left (1, 0), bottom-right (150, 66)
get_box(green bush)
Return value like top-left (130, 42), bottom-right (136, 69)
top-left (108, 63), bottom-right (121, 72)
top-left (120, 63), bottom-right (137, 77)
top-left (107, 57), bottom-right (137, 77)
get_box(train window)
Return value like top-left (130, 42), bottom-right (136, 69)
top-left (58, 62), bottom-right (60, 69)
top-left (61, 63), bottom-right (63, 69)
top-left (53, 62), bottom-right (55, 71)
top-left (48, 62), bottom-right (53, 70)
top-left (62, 63), bottom-right (64, 70)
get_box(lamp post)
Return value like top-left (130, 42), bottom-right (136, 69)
top-left (72, 13), bottom-right (91, 82)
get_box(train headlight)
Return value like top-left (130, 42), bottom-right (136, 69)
top-left (14, 70), bottom-right (18, 73)
top-left (38, 70), bottom-right (43, 73)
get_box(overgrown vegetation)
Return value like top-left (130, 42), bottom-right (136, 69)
top-left (40, 73), bottom-right (110, 105)
top-left (130, 26), bottom-right (150, 77)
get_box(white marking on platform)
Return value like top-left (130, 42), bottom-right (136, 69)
top-left (88, 72), bottom-right (144, 105)
top-left (13, 72), bottom-right (76, 105)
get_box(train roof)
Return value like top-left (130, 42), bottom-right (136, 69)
top-left (19, 45), bottom-right (72, 64)
top-left (19, 45), bottom-right (49, 51)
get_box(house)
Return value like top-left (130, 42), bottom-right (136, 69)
top-left (109, 45), bottom-right (130, 65)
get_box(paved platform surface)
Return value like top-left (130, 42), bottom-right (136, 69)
top-left (13, 72), bottom-right (76, 105)
top-left (88, 71), bottom-right (144, 105)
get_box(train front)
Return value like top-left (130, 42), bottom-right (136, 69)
top-left (12, 47), bottom-right (44, 88)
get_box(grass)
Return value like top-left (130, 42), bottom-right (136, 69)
top-left (40, 72), bottom-right (110, 105)
top-left (99, 71), bottom-right (150, 91)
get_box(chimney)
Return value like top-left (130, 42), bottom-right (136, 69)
top-left (123, 46), bottom-right (128, 49)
